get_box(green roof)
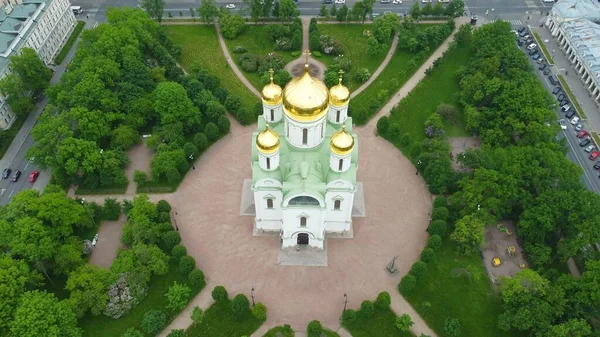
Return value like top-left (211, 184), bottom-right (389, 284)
top-left (0, 0), bottom-right (45, 67)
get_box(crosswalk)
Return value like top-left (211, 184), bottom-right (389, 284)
top-left (487, 19), bottom-right (524, 26)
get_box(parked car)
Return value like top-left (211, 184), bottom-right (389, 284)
top-left (1, 168), bottom-right (11, 179)
top-left (528, 49), bottom-right (538, 56)
top-left (334, 0), bottom-right (345, 3)
top-left (225, 3), bottom-right (235, 8)
top-left (527, 43), bottom-right (537, 50)
top-left (537, 58), bottom-right (545, 64)
top-left (561, 104), bottom-right (571, 112)
top-left (392, 0), bottom-right (402, 3)
top-left (566, 110), bottom-right (577, 119)
top-left (552, 87), bottom-right (562, 95)
top-left (590, 151), bottom-right (600, 160)
top-left (532, 53), bottom-right (541, 60)
top-left (519, 31), bottom-right (528, 37)
top-left (585, 145), bottom-right (596, 153)
top-left (557, 93), bottom-right (566, 101)
top-left (518, 27), bottom-right (526, 33)
top-left (594, 161), bottom-right (600, 170)
top-left (575, 123), bottom-right (583, 131)
top-left (28, 170), bottom-right (39, 183)
top-left (539, 64), bottom-right (547, 70)
top-left (571, 116), bottom-right (580, 125)
top-left (559, 119), bottom-right (567, 130)
top-left (11, 170), bottom-right (21, 182)
top-left (580, 137), bottom-right (591, 147)
top-left (560, 99), bottom-right (570, 106)
top-left (322, 0), bottom-right (333, 3)
top-left (577, 130), bottom-right (589, 138)
top-left (543, 68), bottom-right (551, 75)
top-left (517, 39), bottom-right (524, 46)
top-left (381, 0), bottom-right (391, 3)
top-left (548, 75), bottom-right (559, 85)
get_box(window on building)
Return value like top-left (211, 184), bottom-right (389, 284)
top-left (300, 217), bottom-right (307, 227)
top-left (267, 198), bottom-right (274, 209)
top-left (338, 159), bottom-right (343, 171)
top-left (270, 109), bottom-right (274, 121)
top-left (287, 123), bottom-right (289, 137)
top-left (302, 128), bottom-right (308, 145)
top-left (266, 157), bottom-right (271, 170)
top-left (334, 200), bottom-right (341, 210)
top-left (336, 110), bottom-right (340, 123)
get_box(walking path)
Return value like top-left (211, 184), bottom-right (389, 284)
top-left (284, 17), bottom-right (327, 80)
top-left (350, 34), bottom-right (399, 99)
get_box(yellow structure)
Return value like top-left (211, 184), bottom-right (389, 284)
top-left (330, 125), bottom-right (355, 156)
top-left (256, 124), bottom-right (280, 155)
top-left (492, 257), bottom-right (502, 267)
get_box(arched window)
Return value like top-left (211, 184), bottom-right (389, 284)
top-left (289, 196), bottom-right (320, 207)
top-left (336, 110), bottom-right (340, 123)
top-left (300, 217), bottom-right (307, 227)
top-left (266, 198), bottom-right (274, 209)
top-left (338, 159), bottom-right (343, 171)
top-left (302, 128), bottom-right (308, 145)
top-left (270, 109), bottom-right (274, 121)
top-left (286, 122), bottom-right (289, 137)
top-left (266, 157), bottom-right (271, 170)
top-left (334, 200), bottom-right (341, 210)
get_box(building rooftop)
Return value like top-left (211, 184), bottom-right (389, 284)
top-left (0, 0), bottom-right (45, 69)
top-left (563, 18), bottom-right (600, 80)
top-left (554, 0), bottom-right (600, 21)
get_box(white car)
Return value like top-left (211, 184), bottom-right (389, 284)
top-left (421, 0), bottom-right (432, 2)
top-left (571, 116), bottom-right (580, 125)
top-left (585, 145), bottom-right (596, 153)
top-left (225, 3), bottom-right (236, 9)
top-left (527, 43), bottom-right (537, 50)
top-left (392, 0), bottom-right (402, 3)
top-left (559, 119), bottom-right (567, 130)
top-left (335, 0), bottom-right (345, 4)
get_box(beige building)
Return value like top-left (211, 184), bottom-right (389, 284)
top-left (0, 0), bottom-right (76, 129)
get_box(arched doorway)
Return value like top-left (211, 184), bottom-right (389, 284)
top-left (297, 233), bottom-right (309, 245)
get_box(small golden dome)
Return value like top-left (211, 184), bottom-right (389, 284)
top-left (256, 124), bottom-right (280, 155)
top-left (283, 63), bottom-right (329, 122)
top-left (330, 125), bottom-right (354, 156)
top-left (262, 69), bottom-right (282, 105)
top-left (329, 70), bottom-right (350, 107)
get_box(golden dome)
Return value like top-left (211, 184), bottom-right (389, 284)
top-left (262, 69), bottom-right (282, 105)
top-left (330, 125), bottom-right (354, 156)
top-left (329, 70), bottom-right (350, 107)
top-left (256, 124), bottom-right (280, 155)
top-left (283, 64), bottom-right (329, 122)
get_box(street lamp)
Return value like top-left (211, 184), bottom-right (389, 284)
top-left (343, 293), bottom-right (348, 312)
top-left (251, 285), bottom-right (256, 307)
top-left (81, 198), bottom-right (97, 227)
top-left (189, 154), bottom-right (195, 170)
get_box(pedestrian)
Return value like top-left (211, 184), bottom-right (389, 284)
top-left (86, 14), bottom-right (89, 19)
top-left (415, 170), bottom-right (419, 175)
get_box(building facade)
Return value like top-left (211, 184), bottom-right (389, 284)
top-left (251, 65), bottom-right (358, 250)
top-left (545, 0), bottom-right (600, 105)
top-left (0, 0), bottom-right (76, 129)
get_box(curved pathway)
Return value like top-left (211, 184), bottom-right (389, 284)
top-left (350, 34), bottom-right (398, 99)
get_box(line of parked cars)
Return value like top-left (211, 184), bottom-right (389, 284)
top-left (1, 168), bottom-right (38, 183)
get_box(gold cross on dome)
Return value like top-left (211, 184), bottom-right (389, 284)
top-left (303, 49), bottom-right (311, 64)
top-left (268, 68), bottom-right (274, 82)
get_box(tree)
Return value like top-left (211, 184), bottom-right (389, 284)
top-left (220, 13), bottom-right (246, 39)
top-left (205, 122), bottom-right (220, 140)
top-left (278, 0), bottom-right (299, 23)
top-left (454, 24), bottom-right (472, 45)
top-left (432, 2), bottom-right (444, 16)
top-left (245, 0), bottom-right (262, 22)
top-left (319, 5), bottom-right (328, 17)
top-left (141, 310), bottom-right (167, 334)
top-left (111, 125), bottom-right (139, 150)
top-left (450, 214), bottom-right (485, 254)
top-left (330, 3), bottom-right (337, 16)
top-left (341, 309), bottom-right (356, 324)
top-left (360, 300), bottom-right (374, 317)
top-left (336, 4), bottom-right (349, 22)
top-left (179, 255), bottom-right (196, 276)
top-left (261, 0), bottom-right (273, 21)
top-left (141, 0), bottom-right (165, 22)
top-left (232, 294), bottom-right (250, 318)
top-left (172, 244), bottom-right (187, 259)
top-left (367, 36), bottom-right (382, 56)
top-left (352, 0), bottom-right (374, 23)
top-left (252, 302), bottom-right (268, 321)
top-left (547, 319), bottom-right (592, 337)
top-left (212, 285), bottom-right (228, 302)
top-left (0, 256), bottom-right (41, 331)
top-left (165, 282), bottom-right (191, 311)
top-left (188, 269), bottom-right (205, 287)
top-left (198, 0), bottom-right (218, 22)
top-left (191, 306), bottom-right (204, 325)
top-left (11, 290), bottom-right (81, 337)
top-left (189, 7), bottom-right (196, 21)
top-left (399, 274), bottom-right (416, 293)
top-left (121, 328), bottom-right (145, 337)
top-left (410, 260), bottom-right (427, 279)
top-left (150, 148), bottom-right (188, 182)
top-left (154, 82), bottom-right (201, 134)
top-left (375, 291), bottom-right (391, 308)
top-left (66, 264), bottom-right (116, 317)
top-left (444, 0), bottom-right (464, 18)
top-left (166, 330), bottom-right (185, 337)
top-left (395, 314), bottom-right (414, 332)
top-left (217, 115), bottom-right (231, 133)
top-left (372, 14), bottom-right (399, 43)
top-left (421, 2), bottom-right (433, 16)
top-left (134, 170), bottom-right (147, 185)
top-left (444, 317), bottom-right (461, 337)
top-left (411, 2), bottom-right (421, 20)
top-left (307, 320), bottom-right (323, 337)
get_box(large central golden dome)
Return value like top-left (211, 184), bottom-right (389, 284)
top-left (282, 64), bottom-right (329, 122)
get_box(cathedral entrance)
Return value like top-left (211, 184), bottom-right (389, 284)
top-left (297, 233), bottom-right (309, 245)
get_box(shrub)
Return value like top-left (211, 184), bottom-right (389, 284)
top-left (236, 108), bottom-right (253, 125)
top-left (312, 50), bottom-right (322, 57)
top-left (433, 196), bottom-right (447, 208)
top-left (428, 219), bottom-right (447, 237)
top-left (161, 231), bottom-right (182, 252)
top-left (420, 248), bottom-right (436, 263)
top-left (233, 45), bottom-right (248, 53)
top-left (141, 310), bottom-right (166, 334)
top-left (179, 255), bottom-right (196, 276)
top-left (291, 34), bottom-right (302, 50)
top-left (217, 115), bottom-right (231, 133)
top-left (426, 234), bottom-right (442, 250)
top-left (444, 317), bottom-right (461, 337)
top-left (377, 116), bottom-right (389, 134)
top-left (252, 302), bottom-right (267, 321)
top-left (224, 95), bottom-right (242, 113)
top-left (291, 50), bottom-right (301, 57)
top-left (165, 282), bottom-right (191, 311)
top-left (121, 328), bottom-right (145, 337)
top-left (166, 167), bottom-right (181, 183)
top-left (341, 309), bottom-right (357, 324)
top-left (122, 200), bottom-right (134, 215)
top-left (395, 314), bottom-right (414, 332)
top-left (191, 306), bottom-right (203, 325)
top-left (133, 170), bottom-right (147, 185)
top-left (166, 329), bottom-right (185, 337)
top-left (307, 320), bottom-right (323, 337)
top-left (193, 133), bottom-right (209, 151)
top-left (171, 244), bottom-right (187, 259)
top-left (188, 269), bottom-right (205, 288)
top-left (400, 134), bottom-right (411, 146)
top-left (232, 294), bottom-right (250, 318)
top-left (410, 260), bottom-right (427, 279)
top-left (360, 300), bottom-right (374, 317)
top-left (375, 291), bottom-right (391, 308)
top-left (204, 122), bottom-right (220, 140)
top-left (183, 142), bottom-right (199, 160)
top-left (212, 285), bottom-right (228, 302)
top-left (388, 123), bottom-right (402, 138)
top-left (399, 274), bottom-right (417, 293)
top-left (354, 68), bottom-right (371, 83)
top-left (431, 207), bottom-right (449, 221)
top-left (102, 198), bottom-right (121, 220)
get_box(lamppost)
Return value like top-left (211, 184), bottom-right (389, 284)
top-left (81, 198), bottom-right (97, 227)
top-left (251, 285), bottom-right (256, 307)
top-left (343, 293), bottom-right (348, 312)
top-left (189, 154), bottom-right (195, 170)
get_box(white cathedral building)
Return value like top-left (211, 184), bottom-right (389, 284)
top-left (250, 61), bottom-right (358, 250)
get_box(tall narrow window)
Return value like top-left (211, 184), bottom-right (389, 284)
top-left (266, 157), bottom-right (271, 170)
top-left (302, 128), bottom-right (308, 145)
top-left (270, 109), bottom-right (274, 121)
top-left (266, 198), bottom-right (274, 209)
top-left (334, 200), bottom-right (341, 210)
top-left (336, 110), bottom-right (340, 123)
top-left (300, 217), bottom-right (307, 227)
top-left (338, 159), bottom-right (343, 171)
top-left (287, 122), bottom-right (290, 137)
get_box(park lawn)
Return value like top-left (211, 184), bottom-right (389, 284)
top-left (343, 306), bottom-right (414, 337)
top-left (79, 261), bottom-right (205, 337)
top-left (401, 240), bottom-right (522, 337)
top-left (224, 25), bottom-right (297, 91)
top-left (385, 44), bottom-right (470, 146)
top-left (349, 24), bottom-right (446, 125)
top-left (185, 300), bottom-right (263, 336)
top-left (164, 25), bottom-right (259, 113)
top-left (76, 181), bottom-right (128, 195)
top-left (318, 24), bottom-right (391, 90)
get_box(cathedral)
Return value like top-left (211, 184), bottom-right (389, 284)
top-left (250, 58), bottom-right (358, 250)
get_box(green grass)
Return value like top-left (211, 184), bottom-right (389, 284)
top-left (76, 181), bottom-right (128, 195)
top-left (55, 21), bottom-right (85, 65)
top-left (185, 300), bottom-right (263, 336)
top-left (0, 116), bottom-right (24, 159)
top-left (263, 325), bottom-right (294, 337)
top-left (318, 24), bottom-right (391, 91)
top-left (401, 240), bottom-right (524, 337)
top-left (557, 75), bottom-right (587, 119)
top-left (532, 31), bottom-right (553, 65)
top-left (79, 261), bottom-right (205, 337)
top-left (323, 329), bottom-right (340, 337)
top-left (384, 44), bottom-right (471, 145)
top-left (343, 306), bottom-right (414, 337)
top-left (224, 25), bottom-right (297, 90)
top-left (164, 25), bottom-right (259, 113)
top-left (349, 24), bottom-right (445, 125)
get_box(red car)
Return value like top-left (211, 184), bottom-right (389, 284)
top-left (28, 170), bottom-right (39, 183)
top-left (590, 151), bottom-right (600, 160)
top-left (577, 130), bottom-right (589, 138)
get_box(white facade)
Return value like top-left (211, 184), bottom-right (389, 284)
top-left (284, 113), bottom-right (327, 149)
top-left (327, 104), bottom-right (348, 124)
top-left (262, 101), bottom-right (283, 124)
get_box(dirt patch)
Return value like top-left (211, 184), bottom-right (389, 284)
top-left (482, 220), bottom-right (527, 284)
top-left (88, 213), bottom-right (126, 269)
top-left (448, 137), bottom-right (481, 171)
top-left (125, 142), bottom-right (153, 194)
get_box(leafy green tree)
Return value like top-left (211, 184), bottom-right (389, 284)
top-left (336, 4), bottom-right (349, 22)
top-left (307, 320), bottom-right (323, 337)
top-left (261, 0), bottom-right (273, 21)
top-left (399, 274), bottom-right (416, 293)
top-left (1, 47), bottom-right (52, 93)
top-left (111, 243), bottom-right (169, 287)
top-left (199, 0), bottom-right (218, 22)
top-left (150, 148), bottom-right (188, 182)
top-left (395, 314), bottom-right (414, 332)
top-left (0, 257), bottom-right (41, 331)
top-left (444, 0), bottom-right (464, 18)
top-left (421, 2), bottom-right (433, 16)
top-left (141, 310), bottom-right (166, 334)
top-left (252, 302), bottom-right (268, 321)
top-left (66, 264), bottom-right (116, 317)
top-left (411, 2), bottom-right (421, 20)
top-left (450, 214), bottom-right (485, 254)
top-left (111, 125), bottom-right (140, 150)
top-left (141, 0), bottom-right (165, 22)
top-left (220, 13), bottom-right (246, 39)
top-left (278, 0), bottom-right (299, 23)
top-left (330, 4), bottom-right (337, 16)
top-left (179, 255), bottom-right (196, 276)
top-left (372, 14), bottom-right (399, 43)
top-left (191, 306), bottom-right (204, 325)
top-left (375, 291), bottom-right (391, 308)
top-left (410, 260), bottom-right (427, 279)
top-left (133, 170), bottom-right (147, 185)
top-left (232, 294), bottom-right (250, 318)
top-left (454, 23), bottom-right (472, 45)
top-left (11, 290), bottom-right (81, 337)
top-left (217, 115), bottom-right (231, 133)
top-left (319, 5), bottom-right (328, 17)
top-left (212, 285), bottom-right (228, 302)
top-left (121, 328), bottom-right (145, 337)
top-left (367, 36), bottom-right (382, 56)
top-left (341, 309), bottom-right (356, 324)
top-left (547, 319), bottom-right (592, 337)
top-left (432, 2), bottom-right (444, 16)
top-left (444, 317), bottom-right (461, 337)
top-left (245, 0), bottom-right (262, 22)
top-left (165, 282), bottom-right (191, 311)
top-left (154, 82), bottom-right (201, 134)
top-left (166, 330), bottom-right (185, 337)
top-left (204, 122), bottom-right (220, 140)
top-left (188, 269), bottom-right (205, 287)
top-left (172, 245), bottom-right (187, 259)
